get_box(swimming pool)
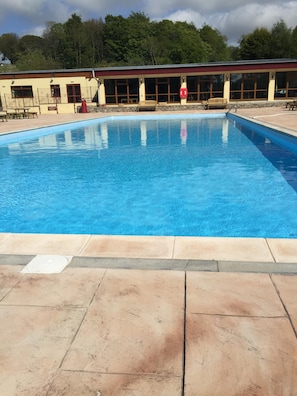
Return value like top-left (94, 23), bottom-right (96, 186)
top-left (1, 113), bottom-right (297, 238)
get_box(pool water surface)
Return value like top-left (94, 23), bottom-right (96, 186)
top-left (1, 114), bottom-right (297, 238)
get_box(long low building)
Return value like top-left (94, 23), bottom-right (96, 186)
top-left (0, 59), bottom-right (296, 114)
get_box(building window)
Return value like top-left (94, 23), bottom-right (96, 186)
top-left (105, 79), bottom-right (138, 104)
top-left (51, 84), bottom-right (61, 98)
top-left (66, 84), bottom-right (81, 103)
top-left (145, 77), bottom-right (180, 103)
top-left (187, 75), bottom-right (224, 102)
top-left (230, 73), bottom-right (269, 100)
top-left (11, 86), bottom-right (33, 98)
top-left (105, 80), bottom-right (116, 104)
top-left (275, 72), bottom-right (297, 98)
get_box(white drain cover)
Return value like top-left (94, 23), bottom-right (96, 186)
top-left (21, 255), bottom-right (72, 274)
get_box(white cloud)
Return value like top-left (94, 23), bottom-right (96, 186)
top-left (212, 2), bottom-right (297, 44)
top-left (159, 1), bottom-right (297, 45)
top-left (145, 0), bottom-right (296, 16)
top-left (159, 9), bottom-right (205, 29)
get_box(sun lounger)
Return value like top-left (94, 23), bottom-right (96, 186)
top-left (6, 109), bottom-right (22, 119)
top-left (205, 98), bottom-right (228, 110)
top-left (137, 100), bottom-right (157, 111)
top-left (5, 107), bottom-right (39, 119)
top-left (0, 111), bottom-right (7, 121)
top-left (26, 107), bottom-right (38, 118)
top-left (287, 101), bottom-right (297, 110)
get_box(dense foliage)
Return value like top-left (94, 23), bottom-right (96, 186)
top-left (239, 20), bottom-right (297, 59)
top-left (0, 13), bottom-right (296, 71)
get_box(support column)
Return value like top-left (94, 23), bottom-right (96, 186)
top-left (139, 78), bottom-right (145, 102)
top-left (98, 80), bottom-right (106, 106)
top-left (268, 71), bottom-right (276, 102)
top-left (180, 76), bottom-right (187, 105)
top-left (223, 74), bottom-right (230, 100)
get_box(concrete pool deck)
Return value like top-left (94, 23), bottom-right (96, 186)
top-left (0, 105), bottom-right (297, 395)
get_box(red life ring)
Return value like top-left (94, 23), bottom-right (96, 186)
top-left (179, 87), bottom-right (188, 99)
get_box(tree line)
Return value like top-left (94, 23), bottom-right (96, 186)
top-left (0, 13), bottom-right (296, 71)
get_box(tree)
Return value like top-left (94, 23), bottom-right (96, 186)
top-left (172, 22), bottom-right (210, 63)
top-left (18, 35), bottom-right (44, 54)
top-left (149, 20), bottom-right (174, 64)
top-left (292, 26), bottom-right (297, 58)
top-left (43, 15), bottom-right (91, 69)
top-left (125, 12), bottom-right (152, 65)
top-left (7, 13), bottom-right (297, 67)
top-left (64, 14), bottom-right (88, 68)
top-left (0, 33), bottom-right (20, 64)
top-left (228, 45), bottom-right (240, 61)
top-left (270, 19), bottom-right (293, 58)
top-left (43, 22), bottom-right (67, 68)
top-left (103, 15), bottom-right (130, 65)
top-left (151, 20), bottom-right (209, 64)
top-left (199, 24), bottom-right (231, 61)
top-left (84, 18), bottom-right (104, 66)
top-left (15, 49), bottom-right (59, 71)
top-left (239, 28), bottom-right (271, 59)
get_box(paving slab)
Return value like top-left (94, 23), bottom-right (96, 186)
top-left (0, 264), bottom-right (23, 300)
top-left (185, 272), bottom-right (297, 395)
top-left (62, 269), bottom-right (185, 376)
top-left (186, 272), bottom-right (285, 317)
top-left (266, 238), bottom-right (297, 263)
top-left (173, 236), bottom-right (274, 262)
top-left (272, 274), bottom-right (297, 335)
top-left (0, 233), bottom-right (90, 256)
top-left (184, 315), bottom-right (297, 396)
top-left (47, 371), bottom-right (182, 396)
top-left (80, 235), bottom-right (175, 259)
top-left (1, 267), bottom-right (106, 307)
top-left (0, 305), bottom-right (85, 396)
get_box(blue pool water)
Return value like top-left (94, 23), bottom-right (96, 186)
top-left (1, 113), bottom-right (297, 238)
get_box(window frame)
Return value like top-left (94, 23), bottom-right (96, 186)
top-left (11, 85), bottom-right (33, 99)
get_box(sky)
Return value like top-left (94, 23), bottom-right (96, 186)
top-left (0, 0), bottom-right (296, 46)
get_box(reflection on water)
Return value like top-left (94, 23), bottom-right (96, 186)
top-left (222, 119), bottom-right (228, 145)
top-left (180, 120), bottom-right (187, 145)
top-left (7, 118), bottom-right (230, 153)
top-left (140, 120), bottom-right (147, 146)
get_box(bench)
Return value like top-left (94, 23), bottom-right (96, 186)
top-left (205, 98), bottom-right (228, 110)
top-left (137, 100), bottom-right (157, 111)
